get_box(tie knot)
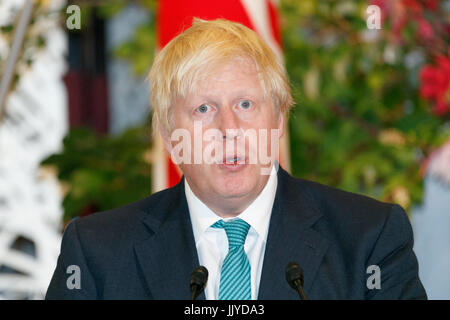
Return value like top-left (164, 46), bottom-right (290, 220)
top-left (212, 218), bottom-right (250, 248)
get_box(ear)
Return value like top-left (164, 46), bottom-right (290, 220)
top-left (277, 114), bottom-right (284, 139)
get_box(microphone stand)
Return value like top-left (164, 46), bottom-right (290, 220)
top-left (294, 279), bottom-right (307, 300)
top-left (190, 266), bottom-right (208, 300)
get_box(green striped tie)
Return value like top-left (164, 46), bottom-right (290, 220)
top-left (211, 218), bottom-right (251, 300)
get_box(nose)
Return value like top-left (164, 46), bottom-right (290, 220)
top-left (217, 106), bottom-right (240, 139)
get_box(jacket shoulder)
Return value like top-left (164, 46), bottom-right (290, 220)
top-left (68, 183), bottom-right (182, 244)
top-left (280, 170), bottom-right (401, 236)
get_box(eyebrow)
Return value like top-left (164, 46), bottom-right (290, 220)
top-left (195, 88), bottom-right (263, 102)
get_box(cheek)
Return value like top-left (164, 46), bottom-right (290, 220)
top-left (253, 105), bottom-right (278, 127)
top-left (171, 103), bottom-right (194, 127)
top-left (172, 115), bottom-right (189, 130)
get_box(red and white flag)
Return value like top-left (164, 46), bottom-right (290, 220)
top-left (152, 0), bottom-right (291, 192)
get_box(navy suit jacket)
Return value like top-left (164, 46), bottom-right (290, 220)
top-left (45, 167), bottom-right (426, 299)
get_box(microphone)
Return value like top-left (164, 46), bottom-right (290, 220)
top-left (189, 266), bottom-right (208, 300)
top-left (285, 261), bottom-right (307, 300)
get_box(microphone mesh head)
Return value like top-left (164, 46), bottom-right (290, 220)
top-left (285, 261), bottom-right (304, 289)
top-left (190, 266), bottom-right (208, 288)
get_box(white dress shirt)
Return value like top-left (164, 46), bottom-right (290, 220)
top-left (185, 167), bottom-right (278, 300)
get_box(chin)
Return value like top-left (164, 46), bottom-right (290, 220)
top-left (213, 165), bottom-right (261, 199)
top-left (218, 182), bottom-right (253, 199)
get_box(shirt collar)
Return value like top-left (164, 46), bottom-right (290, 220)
top-left (185, 166), bottom-right (278, 244)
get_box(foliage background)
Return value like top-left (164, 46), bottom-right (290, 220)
top-left (33, 0), bottom-right (449, 222)
top-left (41, 124), bottom-right (153, 220)
top-left (282, 0), bottom-right (449, 210)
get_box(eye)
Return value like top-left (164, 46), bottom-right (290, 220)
top-left (238, 100), bottom-right (252, 110)
top-left (196, 104), bottom-right (211, 114)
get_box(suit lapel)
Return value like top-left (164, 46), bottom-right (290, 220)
top-left (132, 168), bottom-right (329, 300)
top-left (133, 179), bottom-right (205, 300)
top-left (258, 168), bottom-right (330, 299)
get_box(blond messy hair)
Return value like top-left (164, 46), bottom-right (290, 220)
top-left (148, 18), bottom-right (294, 133)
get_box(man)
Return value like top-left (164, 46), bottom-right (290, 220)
top-left (46, 19), bottom-right (426, 300)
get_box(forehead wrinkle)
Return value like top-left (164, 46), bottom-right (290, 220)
top-left (196, 65), bottom-right (265, 97)
top-left (197, 88), bottom-right (265, 104)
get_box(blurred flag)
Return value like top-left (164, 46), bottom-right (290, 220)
top-left (152, 0), bottom-right (291, 192)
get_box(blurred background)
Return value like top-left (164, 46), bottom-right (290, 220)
top-left (0, 0), bottom-right (448, 299)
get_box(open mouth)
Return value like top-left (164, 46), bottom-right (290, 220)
top-left (219, 156), bottom-right (248, 170)
top-left (225, 156), bottom-right (241, 164)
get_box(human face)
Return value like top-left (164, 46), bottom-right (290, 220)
top-left (162, 57), bottom-right (283, 217)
